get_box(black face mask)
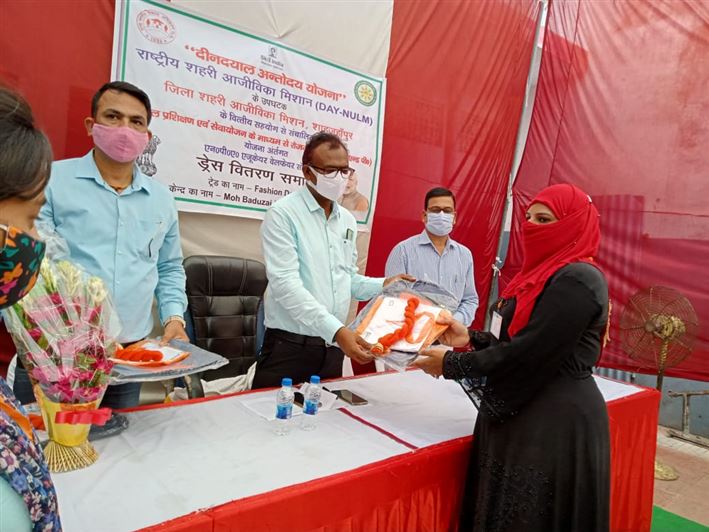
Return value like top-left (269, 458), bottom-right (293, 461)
top-left (0, 224), bottom-right (46, 309)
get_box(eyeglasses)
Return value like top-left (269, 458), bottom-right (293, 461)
top-left (306, 165), bottom-right (355, 180)
top-left (426, 207), bottom-right (455, 214)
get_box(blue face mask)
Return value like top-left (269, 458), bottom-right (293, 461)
top-left (425, 212), bottom-right (454, 237)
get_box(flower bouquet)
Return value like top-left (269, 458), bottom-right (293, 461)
top-left (2, 258), bottom-right (121, 472)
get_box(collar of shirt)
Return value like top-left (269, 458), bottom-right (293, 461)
top-left (416, 230), bottom-right (455, 252)
top-left (299, 186), bottom-right (341, 219)
top-left (75, 150), bottom-right (152, 196)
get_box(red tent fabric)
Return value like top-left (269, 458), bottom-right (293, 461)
top-left (367, 0), bottom-right (540, 330)
top-left (508, 0), bottom-right (709, 381)
top-left (1, 0), bottom-right (707, 381)
top-left (0, 0), bottom-right (114, 376)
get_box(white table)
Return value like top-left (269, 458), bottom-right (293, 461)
top-left (52, 370), bottom-right (653, 532)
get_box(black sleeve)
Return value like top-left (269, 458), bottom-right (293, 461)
top-left (467, 330), bottom-right (497, 350)
top-left (443, 268), bottom-right (603, 383)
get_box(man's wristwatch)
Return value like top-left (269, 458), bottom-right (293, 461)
top-left (163, 315), bottom-right (186, 328)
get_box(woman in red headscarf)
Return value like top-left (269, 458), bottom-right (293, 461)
top-left (415, 184), bottom-right (610, 532)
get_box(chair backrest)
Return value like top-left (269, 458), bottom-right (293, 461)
top-left (183, 255), bottom-right (267, 380)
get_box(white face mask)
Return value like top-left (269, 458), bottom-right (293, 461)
top-left (306, 167), bottom-right (348, 202)
top-left (425, 212), bottom-right (454, 236)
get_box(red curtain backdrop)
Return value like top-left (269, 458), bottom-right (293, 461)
top-left (367, 0), bottom-right (540, 328)
top-left (0, 0), bottom-right (540, 375)
top-left (4, 0), bottom-right (706, 381)
top-left (0, 0), bottom-right (114, 160)
top-left (507, 0), bottom-right (709, 381)
top-left (0, 0), bottom-right (115, 375)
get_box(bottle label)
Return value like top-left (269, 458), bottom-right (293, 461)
top-left (304, 399), bottom-right (318, 416)
top-left (276, 403), bottom-right (292, 420)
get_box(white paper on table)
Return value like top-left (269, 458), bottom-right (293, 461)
top-left (359, 297), bottom-right (444, 352)
top-left (138, 341), bottom-right (188, 362)
top-left (298, 383), bottom-right (339, 411)
top-left (239, 393), bottom-right (303, 421)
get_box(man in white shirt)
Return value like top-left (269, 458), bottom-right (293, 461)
top-left (254, 132), bottom-right (410, 388)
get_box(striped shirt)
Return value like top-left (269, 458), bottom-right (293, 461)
top-left (385, 231), bottom-right (479, 325)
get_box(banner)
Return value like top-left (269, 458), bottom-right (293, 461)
top-left (113, 0), bottom-right (385, 227)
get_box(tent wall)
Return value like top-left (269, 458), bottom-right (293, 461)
top-left (2, 1), bottom-right (706, 380)
top-left (0, 0), bottom-right (394, 270)
top-left (366, 0), bottom-right (540, 327)
top-left (508, 0), bottom-right (709, 381)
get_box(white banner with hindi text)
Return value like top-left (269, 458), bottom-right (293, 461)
top-left (113, 0), bottom-right (385, 227)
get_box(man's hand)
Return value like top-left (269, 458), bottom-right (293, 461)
top-left (412, 345), bottom-right (448, 378)
top-left (335, 327), bottom-right (374, 365)
top-left (435, 311), bottom-right (471, 347)
top-left (383, 273), bottom-right (416, 287)
top-left (161, 320), bottom-right (189, 345)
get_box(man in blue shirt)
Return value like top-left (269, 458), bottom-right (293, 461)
top-left (253, 132), bottom-right (411, 388)
top-left (385, 188), bottom-right (479, 326)
top-left (34, 82), bottom-right (187, 408)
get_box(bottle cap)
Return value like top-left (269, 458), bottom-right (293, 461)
top-left (310, 375), bottom-right (320, 384)
top-left (281, 378), bottom-right (292, 387)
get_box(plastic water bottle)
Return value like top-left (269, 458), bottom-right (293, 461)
top-left (274, 377), bottom-right (294, 435)
top-left (301, 375), bottom-right (321, 431)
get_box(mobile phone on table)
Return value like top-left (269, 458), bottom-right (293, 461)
top-left (329, 389), bottom-right (368, 406)
top-left (295, 391), bottom-right (325, 408)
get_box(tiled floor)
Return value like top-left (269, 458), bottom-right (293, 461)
top-left (654, 426), bottom-right (709, 526)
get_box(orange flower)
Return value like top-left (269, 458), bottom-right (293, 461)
top-left (1, 263), bottom-right (23, 283)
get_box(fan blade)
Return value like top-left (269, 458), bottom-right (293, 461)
top-left (628, 297), bottom-right (650, 323)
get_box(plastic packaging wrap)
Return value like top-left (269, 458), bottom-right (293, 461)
top-left (349, 280), bottom-right (458, 371)
top-left (109, 339), bottom-right (228, 384)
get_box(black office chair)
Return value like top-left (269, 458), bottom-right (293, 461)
top-left (183, 255), bottom-right (267, 381)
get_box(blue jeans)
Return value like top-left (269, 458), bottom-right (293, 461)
top-left (11, 364), bottom-right (34, 405)
top-left (13, 364), bottom-right (141, 409)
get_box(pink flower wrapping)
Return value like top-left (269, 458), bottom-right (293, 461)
top-left (2, 258), bottom-right (121, 404)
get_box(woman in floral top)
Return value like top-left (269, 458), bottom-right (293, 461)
top-left (0, 86), bottom-right (61, 530)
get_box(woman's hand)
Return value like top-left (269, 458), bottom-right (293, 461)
top-left (436, 311), bottom-right (470, 347)
top-left (413, 345), bottom-right (449, 378)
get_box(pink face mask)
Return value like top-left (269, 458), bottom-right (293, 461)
top-left (91, 123), bottom-right (149, 163)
